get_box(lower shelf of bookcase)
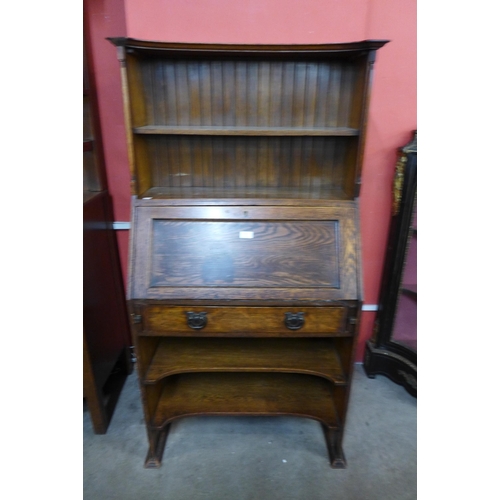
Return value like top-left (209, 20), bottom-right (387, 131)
top-left (149, 372), bottom-right (339, 430)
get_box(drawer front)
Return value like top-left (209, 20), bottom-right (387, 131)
top-left (140, 306), bottom-right (348, 336)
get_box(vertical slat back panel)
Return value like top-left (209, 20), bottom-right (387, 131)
top-left (135, 56), bottom-right (361, 130)
top-left (127, 52), bottom-right (368, 199)
top-left (142, 135), bottom-right (352, 193)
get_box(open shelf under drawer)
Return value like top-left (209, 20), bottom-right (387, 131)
top-left (144, 337), bottom-right (347, 385)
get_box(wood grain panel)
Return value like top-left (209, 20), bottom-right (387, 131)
top-left (327, 63), bottom-right (342, 128)
top-left (292, 61), bottom-right (306, 127)
top-left (198, 61), bottom-right (212, 126)
top-left (256, 137), bottom-right (268, 187)
top-left (138, 135), bottom-right (353, 196)
top-left (126, 54), bottom-right (148, 128)
top-left (134, 337), bottom-right (161, 380)
top-left (151, 372), bottom-right (339, 429)
top-left (187, 60), bottom-right (202, 126)
top-left (149, 220), bottom-right (340, 288)
top-left (338, 64), bottom-right (354, 127)
top-left (131, 57), bottom-right (363, 130)
top-left (130, 205), bottom-right (359, 300)
top-left (142, 59), bottom-right (155, 126)
top-left (163, 62), bottom-right (177, 126)
top-left (223, 61), bottom-right (236, 126)
top-left (246, 60), bottom-right (258, 127)
top-left (210, 61), bottom-right (224, 126)
top-left (188, 136), bottom-right (202, 187)
top-left (153, 59), bottom-right (167, 125)
top-left (304, 62), bottom-right (319, 128)
top-left (281, 61), bottom-right (294, 126)
top-left (132, 136), bottom-right (152, 196)
top-left (340, 212), bottom-right (358, 297)
top-left (175, 61), bottom-right (189, 126)
top-left (234, 61), bottom-right (246, 126)
top-left (314, 63), bottom-right (330, 127)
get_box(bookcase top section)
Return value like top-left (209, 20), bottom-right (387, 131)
top-left (112, 37), bottom-right (388, 201)
top-left (108, 38), bottom-right (389, 56)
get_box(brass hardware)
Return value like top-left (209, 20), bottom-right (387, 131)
top-left (393, 130), bottom-right (416, 216)
top-left (392, 154), bottom-right (406, 216)
top-left (186, 312), bottom-right (208, 330)
top-left (284, 312), bottom-right (305, 330)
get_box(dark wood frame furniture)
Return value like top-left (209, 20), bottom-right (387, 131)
top-left (363, 131), bottom-right (417, 397)
top-left (110, 38), bottom-right (388, 466)
top-left (83, 9), bottom-right (133, 434)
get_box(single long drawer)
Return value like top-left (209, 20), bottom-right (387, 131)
top-left (139, 305), bottom-right (348, 336)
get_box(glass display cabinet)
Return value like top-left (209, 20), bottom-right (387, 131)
top-left (364, 131), bottom-right (417, 397)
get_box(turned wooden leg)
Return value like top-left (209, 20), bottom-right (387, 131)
top-left (323, 426), bottom-right (347, 469)
top-left (144, 425), bottom-right (170, 468)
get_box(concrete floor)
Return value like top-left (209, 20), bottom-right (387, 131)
top-left (83, 364), bottom-right (416, 500)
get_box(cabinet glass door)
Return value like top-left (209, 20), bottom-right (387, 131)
top-left (391, 198), bottom-right (417, 351)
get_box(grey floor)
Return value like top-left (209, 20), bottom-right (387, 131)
top-left (83, 364), bottom-right (416, 500)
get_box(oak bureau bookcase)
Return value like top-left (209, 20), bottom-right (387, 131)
top-left (109, 38), bottom-right (388, 468)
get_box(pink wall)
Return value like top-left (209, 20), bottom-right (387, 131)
top-left (85, 0), bottom-right (130, 289)
top-left (87, 0), bottom-right (416, 361)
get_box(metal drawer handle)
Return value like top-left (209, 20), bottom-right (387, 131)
top-left (186, 312), bottom-right (207, 330)
top-left (284, 312), bottom-right (305, 330)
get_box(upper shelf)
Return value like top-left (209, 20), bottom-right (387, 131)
top-left (133, 125), bottom-right (360, 137)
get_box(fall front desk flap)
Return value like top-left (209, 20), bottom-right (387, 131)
top-left (129, 205), bottom-right (360, 301)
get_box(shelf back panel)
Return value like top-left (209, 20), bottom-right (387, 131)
top-left (134, 135), bottom-right (356, 198)
top-left (127, 56), bottom-right (366, 131)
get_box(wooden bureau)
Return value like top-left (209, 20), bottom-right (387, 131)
top-left (110, 38), bottom-right (387, 468)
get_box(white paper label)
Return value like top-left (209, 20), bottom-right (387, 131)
top-left (239, 231), bottom-right (254, 239)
